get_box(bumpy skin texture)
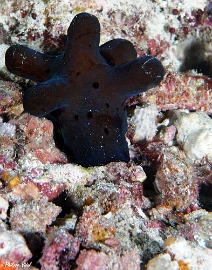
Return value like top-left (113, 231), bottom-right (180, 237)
top-left (5, 12), bottom-right (164, 167)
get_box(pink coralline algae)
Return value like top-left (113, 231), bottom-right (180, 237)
top-left (24, 115), bottom-right (67, 164)
top-left (32, 181), bottom-right (66, 201)
top-left (0, 80), bottom-right (23, 117)
top-left (154, 151), bottom-right (199, 211)
top-left (83, 162), bottom-right (149, 213)
top-left (40, 228), bottom-right (80, 270)
top-left (76, 249), bottom-right (140, 270)
top-left (9, 198), bottom-right (61, 232)
top-left (127, 72), bottom-right (212, 114)
top-left (1, 0), bottom-right (212, 268)
top-left (75, 206), bottom-right (117, 248)
top-left (0, 230), bottom-right (32, 264)
top-left (132, 140), bottom-right (212, 212)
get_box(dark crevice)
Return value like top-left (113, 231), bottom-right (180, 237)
top-left (199, 183), bottom-right (212, 211)
top-left (180, 40), bottom-right (212, 78)
top-left (22, 232), bottom-right (45, 268)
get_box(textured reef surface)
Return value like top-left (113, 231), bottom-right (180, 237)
top-left (0, 0), bottom-right (212, 269)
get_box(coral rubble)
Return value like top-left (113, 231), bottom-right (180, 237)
top-left (0, 0), bottom-right (211, 269)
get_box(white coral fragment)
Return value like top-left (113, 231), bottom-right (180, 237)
top-left (171, 110), bottom-right (212, 163)
top-left (0, 44), bottom-right (9, 69)
top-left (0, 117), bottom-right (16, 138)
top-left (0, 196), bottom-right (9, 220)
top-left (0, 230), bottom-right (32, 263)
top-left (164, 237), bottom-right (212, 269)
top-left (129, 104), bottom-right (158, 142)
top-left (146, 253), bottom-right (179, 270)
